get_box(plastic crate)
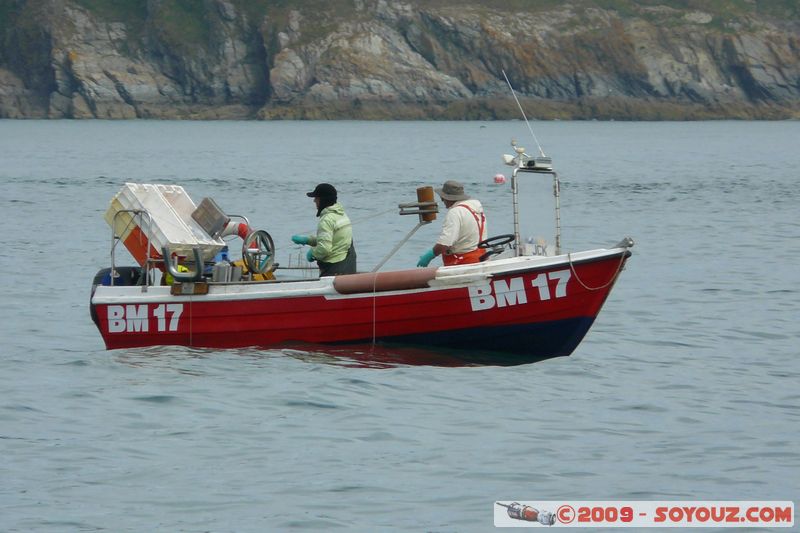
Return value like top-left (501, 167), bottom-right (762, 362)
top-left (191, 197), bottom-right (230, 238)
top-left (104, 183), bottom-right (225, 266)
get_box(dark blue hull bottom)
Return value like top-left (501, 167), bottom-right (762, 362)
top-left (375, 316), bottom-right (597, 366)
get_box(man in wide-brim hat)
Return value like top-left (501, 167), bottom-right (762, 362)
top-left (417, 180), bottom-right (487, 267)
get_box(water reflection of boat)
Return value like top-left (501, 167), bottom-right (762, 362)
top-left (279, 344), bottom-right (473, 369)
top-left (90, 140), bottom-right (633, 366)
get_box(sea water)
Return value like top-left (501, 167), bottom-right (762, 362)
top-left (0, 120), bottom-right (798, 531)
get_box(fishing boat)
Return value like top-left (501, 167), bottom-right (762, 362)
top-left (89, 139), bottom-right (633, 366)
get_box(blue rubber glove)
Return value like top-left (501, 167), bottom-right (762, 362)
top-left (417, 248), bottom-right (436, 267)
top-left (306, 248), bottom-right (316, 262)
top-left (291, 234), bottom-right (310, 245)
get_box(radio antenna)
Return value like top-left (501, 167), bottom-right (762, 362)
top-left (502, 69), bottom-right (546, 157)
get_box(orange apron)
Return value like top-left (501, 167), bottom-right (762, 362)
top-left (442, 204), bottom-right (486, 266)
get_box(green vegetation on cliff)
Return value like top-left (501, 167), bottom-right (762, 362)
top-left (153, 0), bottom-right (213, 51)
top-left (73, 0), bottom-right (147, 23)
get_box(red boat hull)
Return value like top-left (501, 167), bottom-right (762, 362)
top-left (91, 250), bottom-right (630, 365)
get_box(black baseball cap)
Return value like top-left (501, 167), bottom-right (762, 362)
top-left (306, 183), bottom-right (337, 198)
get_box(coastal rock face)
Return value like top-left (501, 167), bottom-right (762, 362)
top-left (1, 0), bottom-right (267, 118)
top-left (1, 0), bottom-right (798, 119)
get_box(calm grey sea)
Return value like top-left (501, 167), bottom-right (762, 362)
top-left (0, 120), bottom-right (798, 532)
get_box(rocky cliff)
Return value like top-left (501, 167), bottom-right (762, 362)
top-left (1, 0), bottom-right (798, 119)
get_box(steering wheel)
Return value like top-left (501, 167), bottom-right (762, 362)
top-left (242, 230), bottom-right (275, 274)
top-left (479, 234), bottom-right (515, 248)
top-left (478, 234), bottom-right (516, 261)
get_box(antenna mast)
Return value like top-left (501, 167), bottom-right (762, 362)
top-left (500, 70), bottom-right (562, 255)
top-left (502, 70), bottom-right (546, 157)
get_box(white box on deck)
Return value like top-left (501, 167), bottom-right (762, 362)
top-left (104, 183), bottom-right (225, 264)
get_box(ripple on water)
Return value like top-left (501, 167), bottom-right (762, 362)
top-left (2, 120), bottom-right (799, 531)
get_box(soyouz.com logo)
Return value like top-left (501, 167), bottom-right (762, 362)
top-left (494, 501), bottom-right (794, 527)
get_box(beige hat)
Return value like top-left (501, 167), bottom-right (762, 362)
top-left (435, 180), bottom-right (469, 201)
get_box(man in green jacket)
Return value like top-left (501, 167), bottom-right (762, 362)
top-left (291, 183), bottom-right (357, 276)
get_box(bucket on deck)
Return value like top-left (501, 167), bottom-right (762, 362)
top-left (211, 262), bottom-right (243, 283)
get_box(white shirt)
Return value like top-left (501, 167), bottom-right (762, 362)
top-left (436, 199), bottom-right (487, 254)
